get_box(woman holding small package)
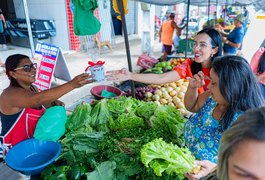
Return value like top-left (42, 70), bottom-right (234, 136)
top-left (0, 54), bottom-right (93, 150)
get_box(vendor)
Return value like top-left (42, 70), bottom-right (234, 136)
top-left (0, 54), bottom-right (93, 151)
top-left (107, 28), bottom-right (222, 93)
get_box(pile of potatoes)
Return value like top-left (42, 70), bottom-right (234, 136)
top-left (144, 79), bottom-right (190, 116)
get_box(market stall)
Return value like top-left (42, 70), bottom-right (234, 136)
top-left (3, 0), bottom-right (265, 179)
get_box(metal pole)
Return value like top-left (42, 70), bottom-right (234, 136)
top-left (185, 0), bottom-right (190, 59)
top-left (216, 0), bottom-right (218, 24)
top-left (23, 0), bottom-right (35, 57)
top-left (117, 0), bottom-right (135, 98)
top-left (207, 0), bottom-right (211, 26)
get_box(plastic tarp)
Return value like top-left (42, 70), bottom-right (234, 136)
top-left (133, 0), bottom-right (254, 6)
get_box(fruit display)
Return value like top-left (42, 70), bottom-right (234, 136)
top-left (143, 61), bottom-right (172, 74)
top-left (169, 57), bottom-right (187, 67)
top-left (144, 79), bottom-right (190, 116)
top-left (143, 58), bottom-right (190, 74)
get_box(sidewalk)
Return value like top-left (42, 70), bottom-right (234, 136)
top-left (0, 36), bottom-right (162, 108)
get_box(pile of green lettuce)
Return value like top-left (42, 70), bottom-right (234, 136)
top-left (41, 96), bottom-right (191, 179)
top-left (141, 138), bottom-right (195, 179)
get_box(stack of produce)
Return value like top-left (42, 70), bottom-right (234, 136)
top-left (144, 79), bottom-right (190, 116)
top-left (124, 86), bottom-right (157, 100)
top-left (143, 58), bottom-right (189, 74)
top-left (169, 57), bottom-right (187, 67)
top-left (41, 97), bottom-right (198, 179)
top-left (143, 61), bottom-right (172, 74)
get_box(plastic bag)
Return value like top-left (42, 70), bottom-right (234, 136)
top-left (34, 106), bottom-right (67, 141)
top-left (137, 54), bottom-right (158, 69)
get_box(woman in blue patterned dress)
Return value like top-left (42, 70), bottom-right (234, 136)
top-left (184, 55), bottom-right (265, 179)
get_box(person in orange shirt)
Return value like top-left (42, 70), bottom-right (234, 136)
top-left (106, 28), bottom-right (222, 94)
top-left (159, 12), bottom-right (183, 61)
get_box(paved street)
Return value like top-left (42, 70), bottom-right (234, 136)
top-left (0, 36), bottom-right (162, 109)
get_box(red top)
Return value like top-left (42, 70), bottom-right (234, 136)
top-left (1, 106), bottom-right (45, 154)
top-left (173, 59), bottom-right (210, 93)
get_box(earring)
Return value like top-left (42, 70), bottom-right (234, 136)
top-left (211, 54), bottom-right (214, 57)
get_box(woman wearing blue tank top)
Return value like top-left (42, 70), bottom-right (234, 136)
top-left (184, 55), bottom-right (265, 179)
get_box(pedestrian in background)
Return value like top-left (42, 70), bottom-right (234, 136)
top-left (218, 14), bottom-right (245, 55)
top-left (159, 12), bottom-right (183, 61)
top-left (0, 8), bottom-right (7, 50)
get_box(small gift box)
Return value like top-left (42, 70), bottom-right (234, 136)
top-left (85, 60), bottom-right (105, 82)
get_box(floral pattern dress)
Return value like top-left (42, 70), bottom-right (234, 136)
top-left (184, 96), bottom-right (242, 163)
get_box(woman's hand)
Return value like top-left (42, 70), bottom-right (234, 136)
top-left (106, 68), bottom-right (131, 82)
top-left (69, 73), bottom-right (94, 88)
top-left (185, 160), bottom-right (217, 180)
top-left (51, 100), bottom-right (65, 107)
top-left (188, 71), bottom-right (208, 89)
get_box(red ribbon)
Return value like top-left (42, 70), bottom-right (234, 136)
top-left (85, 60), bottom-right (105, 71)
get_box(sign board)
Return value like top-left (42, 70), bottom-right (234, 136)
top-left (33, 42), bottom-right (71, 91)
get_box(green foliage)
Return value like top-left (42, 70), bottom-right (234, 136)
top-left (42, 97), bottom-right (188, 179)
top-left (141, 138), bottom-right (195, 179)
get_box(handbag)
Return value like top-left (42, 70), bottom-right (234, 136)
top-left (0, 20), bottom-right (4, 33)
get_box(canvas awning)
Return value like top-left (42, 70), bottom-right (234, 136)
top-left (133, 0), bottom-right (254, 6)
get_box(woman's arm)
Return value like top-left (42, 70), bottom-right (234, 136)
top-left (224, 39), bottom-right (241, 48)
top-left (184, 71), bottom-right (210, 112)
top-left (250, 47), bottom-right (265, 73)
top-left (1, 73), bottom-right (91, 110)
top-left (106, 68), bottom-right (181, 85)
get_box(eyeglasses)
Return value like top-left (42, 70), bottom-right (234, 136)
top-left (193, 42), bottom-right (216, 49)
top-left (14, 63), bottom-right (37, 72)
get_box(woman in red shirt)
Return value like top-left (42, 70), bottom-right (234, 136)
top-left (106, 28), bottom-right (222, 93)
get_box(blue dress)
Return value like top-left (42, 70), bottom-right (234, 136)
top-left (184, 97), bottom-right (242, 163)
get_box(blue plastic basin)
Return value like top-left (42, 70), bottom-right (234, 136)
top-left (5, 138), bottom-right (61, 175)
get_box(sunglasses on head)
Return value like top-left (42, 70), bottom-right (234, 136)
top-left (14, 63), bottom-right (37, 72)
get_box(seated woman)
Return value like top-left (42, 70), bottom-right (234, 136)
top-left (0, 54), bottom-right (93, 150)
